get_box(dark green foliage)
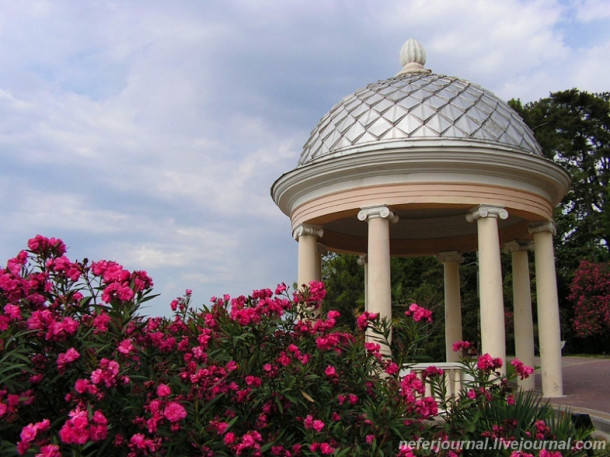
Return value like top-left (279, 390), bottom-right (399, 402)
top-left (321, 252), bottom-right (364, 329)
top-left (509, 90), bottom-right (609, 271)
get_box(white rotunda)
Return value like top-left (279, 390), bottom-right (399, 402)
top-left (271, 39), bottom-right (570, 398)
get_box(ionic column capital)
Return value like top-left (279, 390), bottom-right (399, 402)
top-left (357, 205), bottom-right (399, 223)
top-left (528, 221), bottom-right (556, 236)
top-left (466, 205), bottom-right (509, 223)
top-left (504, 240), bottom-right (534, 254)
top-left (292, 223), bottom-right (324, 241)
top-left (437, 251), bottom-right (464, 264)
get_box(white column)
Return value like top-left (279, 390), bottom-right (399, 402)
top-left (466, 205), bottom-right (508, 371)
top-left (530, 222), bottom-right (563, 398)
top-left (292, 224), bottom-right (324, 288)
top-left (358, 206), bottom-right (398, 350)
top-left (357, 254), bottom-right (368, 309)
top-left (437, 251), bottom-right (464, 362)
top-left (505, 240), bottom-right (535, 391)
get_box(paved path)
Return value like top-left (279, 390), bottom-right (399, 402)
top-left (535, 356), bottom-right (610, 436)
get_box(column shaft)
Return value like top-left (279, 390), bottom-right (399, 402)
top-left (467, 205), bottom-right (508, 370)
top-left (478, 217), bottom-right (506, 362)
top-left (438, 252), bottom-right (463, 362)
top-left (358, 206), bottom-right (397, 351)
top-left (367, 216), bottom-right (392, 323)
top-left (531, 224), bottom-right (563, 397)
top-left (297, 234), bottom-right (319, 286)
top-left (507, 243), bottom-right (535, 391)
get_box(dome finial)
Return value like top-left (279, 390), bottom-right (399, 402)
top-left (397, 38), bottom-right (431, 76)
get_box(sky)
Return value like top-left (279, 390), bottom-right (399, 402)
top-left (0, 0), bottom-right (608, 317)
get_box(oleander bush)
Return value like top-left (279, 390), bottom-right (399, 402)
top-left (0, 236), bottom-right (599, 456)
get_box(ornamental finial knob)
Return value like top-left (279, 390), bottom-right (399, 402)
top-left (397, 38), bottom-right (431, 76)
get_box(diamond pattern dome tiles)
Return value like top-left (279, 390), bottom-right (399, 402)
top-left (298, 73), bottom-right (542, 166)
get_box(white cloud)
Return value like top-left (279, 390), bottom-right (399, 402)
top-left (0, 0), bottom-right (608, 316)
top-left (573, 0), bottom-right (610, 22)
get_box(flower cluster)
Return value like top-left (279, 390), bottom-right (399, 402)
top-left (568, 260), bottom-right (610, 338)
top-left (476, 353), bottom-right (504, 372)
top-left (0, 236), bottom-right (595, 456)
top-left (404, 303), bottom-right (433, 323)
top-left (511, 359), bottom-right (535, 380)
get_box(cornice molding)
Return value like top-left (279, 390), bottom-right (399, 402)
top-left (271, 145), bottom-right (571, 220)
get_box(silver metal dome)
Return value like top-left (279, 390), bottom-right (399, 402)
top-left (299, 54), bottom-right (542, 166)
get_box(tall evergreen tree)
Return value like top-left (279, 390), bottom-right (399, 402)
top-left (510, 90), bottom-right (610, 273)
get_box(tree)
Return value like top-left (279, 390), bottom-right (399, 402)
top-left (510, 90), bottom-right (610, 273)
top-left (321, 252), bottom-right (364, 329)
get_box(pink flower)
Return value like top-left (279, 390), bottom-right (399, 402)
top-left (397, 445), bottom-right (416, 457)
top-left (405, 303), bottom-right (433, 323)
top-left (324, 365), bottom-right (337, 377)
top-left (117, 339), bottom-right (134, 355)
top-left (102, 282), bottom-right (134, 303)
top-left (364, 342), bottom-right (381, 354)
top-left (415, 396), bottom-right (438, 418)
top-left (59, 408), bottom-right (90, 445)
top-left (19, 419), bottom-right (49, 446)
top-left (224, 432), bottom-right (236, 445)
top-left (47, 317), bottom-right (79, 340)
top-left (156, 383), bottom-right (171, 397)
top-left (304, 415), bottom-right (325, 432)
top-left (245, 376), bottom-right (262, 387)
top-left (356, 311), bottom-right (379, 331)
top-left (385, 362), bottom-right (400, 375)
top-left (27, 235), bottom-right (66, 256)
top-left (423, 366), bottom-right (443, 378)
top-left (90, 358), bottom-right (120, 388)
top-left (57, 347), bottom-right (80, 372)
top-left (320, 442), bottom-right (335, 454)
top-left (92, 312), bottom-right (111, 333)
top-left (452, 340), bottom-right (472, 352)
top-left (129, 433), bottom-right (160, 453)
top-left (38, 444), bottom-right (61, 457)
top-left (511, 358), bottom-right (534, 379)
top-left (3, 303), bottom-right (21, 321)
top-left (163, 402), bottom-right (187, 422)
top-left (477, 353), bottom-right (503, 372)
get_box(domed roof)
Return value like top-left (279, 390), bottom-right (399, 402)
top-left (298, 40), bottom-right (542, 166)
